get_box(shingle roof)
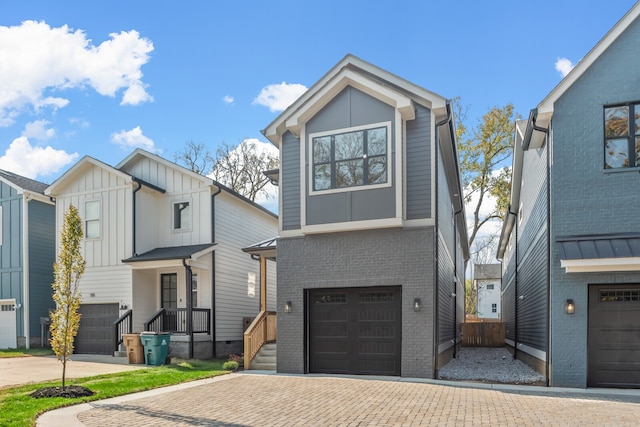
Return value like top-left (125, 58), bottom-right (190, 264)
top-left (556, 234), bottom-right (640, 260)
top-left (122, 243), bottom-right (217, 262)
top-left (0, 169), bottom-right (48, 194)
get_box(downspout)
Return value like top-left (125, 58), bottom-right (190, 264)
top-left (540, 122), bottom-right (551, 387)
top-left (210, 186), bottom-right (222, 358)
top-left (506, 206), bottom-right (518, 360)
top-left (131, 181), bottom-right (142, 257)
top-left (453, 207), bottom-right (463, 359)
top-left (22, 194), bottom-right (30, 349)
top-left (183, 258), bottom-right (194, 359)
top-left (433, 101), bottom-right (453, 375)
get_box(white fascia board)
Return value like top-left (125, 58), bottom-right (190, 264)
top-left (538, 3), bottom-right (640, 114)
top-left (301, 217), bottom-right (403, 235)
top-left (560, 257), bottom-right (640, 273)
top-left (116, 148), bottom-right (213, 186)
top-left (45, 156), bottom-right (132, 196)
top-left (284, 69), bottom-right (415, 138)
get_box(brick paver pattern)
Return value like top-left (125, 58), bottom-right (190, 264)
top-left (77, 375), bottom-right (640, 426)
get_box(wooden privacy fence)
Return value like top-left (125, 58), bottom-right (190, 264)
top-left (462, 321), bottom-right (505, 347)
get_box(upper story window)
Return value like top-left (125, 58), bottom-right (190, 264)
top-left (604, 103), bottom-right (640, 169)
top-left (173, 201), bottom-right (191, 230)
top-left (311, 122), bottom-right (389, 192)
top-left (487, 284), bottom-right (494, 290)
top-left (85, 200), bottom-right (100, 239)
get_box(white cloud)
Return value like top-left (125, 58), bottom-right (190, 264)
top-left (223, 95), bottom-right (234, 104)
top-left (0, 136), bottom-right (78, 179)
top-left (555, 57), bottom-right (575, 78)
top-left (22, 120), bottom-right (55, 140)
top-left (0, 21), bottom-right (154, 126)
top-left (110, 126), bottom-right (156, 152)
top-left (253, 82), bottom-right (307, 112)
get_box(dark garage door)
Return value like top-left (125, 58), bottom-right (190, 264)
top-left (75, 303), bottom-right (118, 355)
top-left (588, 285), bottom-right (640, 388)
top-left (308, 286), bottom-right (401, 376)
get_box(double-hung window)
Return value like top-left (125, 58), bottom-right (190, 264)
top-left (312, 123), bottom-right (389, 192)
top-left (85, 200), bottom-right (100, 238)
top-left (604, 103), bottom-right (640, 169)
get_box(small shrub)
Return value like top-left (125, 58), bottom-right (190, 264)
top-left (222, 361), bottom-right (239, 371)
top-left (227, 353), bottom-right (244, 366)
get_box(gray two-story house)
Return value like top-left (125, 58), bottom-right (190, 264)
top-left (498, 3), bottom-right (640, 389)
top-left (0, 170), bottom-right (55, 349)
top-left (263, 55), bottom-right (468, 378)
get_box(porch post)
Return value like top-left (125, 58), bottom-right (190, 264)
top-left (260, 256), bottom-right (267, 312)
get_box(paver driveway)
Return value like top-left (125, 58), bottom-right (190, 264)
top-left (43, 373), bottom-right (640, 426)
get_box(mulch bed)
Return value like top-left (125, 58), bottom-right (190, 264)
top-left (30, 386), bottom-right (95, 399)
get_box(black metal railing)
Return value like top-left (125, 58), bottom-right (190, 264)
top-left (144, 308), bottom-right (211, 334)
top-left (113, 309), bottom-right (133, 352)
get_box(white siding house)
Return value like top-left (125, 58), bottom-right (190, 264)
top-left (46, 149), bottom-right (277, 358)
top-left (474, 264), bottom-right (501, 319)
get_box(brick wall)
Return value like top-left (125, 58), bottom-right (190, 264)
top-left (276, 227), bottom-right (436, 378)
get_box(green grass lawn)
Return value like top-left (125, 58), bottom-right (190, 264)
top-left (0, 358), bottom-right (228, 427)
top-left (0, 348), bottom-right (54, 358)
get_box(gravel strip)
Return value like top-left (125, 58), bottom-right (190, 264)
top-left (437, 347), bottom-right (546, 385)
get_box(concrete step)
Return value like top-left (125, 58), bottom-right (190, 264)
top-left (248, 342), bottom-right (276, 370)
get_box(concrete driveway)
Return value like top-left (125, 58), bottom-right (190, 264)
top-left (38, 372), bottom-right (640, 426)
top-left (0, 354), bottom-right (145, 388)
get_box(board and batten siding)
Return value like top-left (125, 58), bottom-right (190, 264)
top-left (0, 182), bottom-right (23, 335)
top-left (27, 200), bottom-right (55, 337)
top-left (406, 104), bottom-right (432, 219)
top-left (53, 165), bottom-right (133, 269)
top-left (120, 157), bottom-right (213, 248)
top-left (281, 131), bottom-right (301, 230)
top-left (213, 191), bottom-right (277, 341)
top-left (77, 265), bottom-right (132, 309)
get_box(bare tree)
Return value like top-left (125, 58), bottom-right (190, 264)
top-left (210, 140), bottom-right (278, 202)
top-left (174, 141), bottom-right (215, 175)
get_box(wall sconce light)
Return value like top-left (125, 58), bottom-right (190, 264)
top-left (284, 301), bottom-right (292, 313)
top-left (518, 295), bottom-right (524, 300)
top-left (565, 299), bottom-right (575, 314)
top-left (451, 292), bottom-right (457, 298)
top-left (413, 298), bottom-right (421, 312)
top-left (120, 302), bottom-right (128, 310)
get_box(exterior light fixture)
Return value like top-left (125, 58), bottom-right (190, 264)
top-left (413, 298), bottom-right (421, 312)
top-left (565, 299), bottom-right (575, 314)
top-left (284, 301), bottom-right (292, 313)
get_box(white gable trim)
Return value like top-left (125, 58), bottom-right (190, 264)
top-left (538, 3), bottom-right (640, 114)
top-left (282, 69), bottom-right (415, 140)
top-left (46, 156), bottom-right (132, 196)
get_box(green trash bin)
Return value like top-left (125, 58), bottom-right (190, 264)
top-left (140, 332), bottom-right (171, 366)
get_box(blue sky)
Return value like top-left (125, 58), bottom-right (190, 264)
top-left (0, 0), bottom-right (637, 191)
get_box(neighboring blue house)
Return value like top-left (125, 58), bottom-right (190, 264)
top-left (262, 55), bottom-right (469, 378)
top-left (0, 170), bottom-right (55, 349)
top-left (498, 3), bottom-right (640, 389)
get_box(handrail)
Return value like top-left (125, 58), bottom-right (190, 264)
top-left (243, 310), bottom-right (276, 369)
top-left (113, 309), bottom-right (133, 352)
top-left (143, 308), bottom-right (211, 334)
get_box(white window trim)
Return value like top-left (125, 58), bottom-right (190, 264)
top-left (84, 199), bottom-right (101, 239)
top-left (308, 121), bottom-right (392, 196)
top-left (172, 199), bottom-right (192, 232)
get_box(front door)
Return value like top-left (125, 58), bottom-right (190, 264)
top-left (161, 273), bottom-right (177, 331)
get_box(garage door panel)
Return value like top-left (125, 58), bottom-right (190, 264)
top-left (588, 285), bottom-right (640, 388)
top-left (75, 304), bottom-right (118, 355)
top-left (309, 286), bottom-right (401, 376)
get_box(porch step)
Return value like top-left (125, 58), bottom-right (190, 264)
top-left (249, 342), bottom-right (276, 370)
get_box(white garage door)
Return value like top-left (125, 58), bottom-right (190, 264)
top-left (0, 299), bottom-right (17, 349)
